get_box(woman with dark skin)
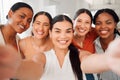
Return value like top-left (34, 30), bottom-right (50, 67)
top-left (0, 2), bottom-right (33, 58)
top-left (93, 8), bottom-right (120, 80)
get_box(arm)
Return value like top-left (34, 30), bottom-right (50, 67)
top-left (0, 45), bottom-right (21, 79)
top-left (19, 39), bottom-right (26, 59)
top-left (80, 50), bottom-right (109, 73)
top-left (15, 52), bottom-right (46, 80)
top-left (80, 38), bottom-right (120, 75)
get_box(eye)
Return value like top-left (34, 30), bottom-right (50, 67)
top-left (20, 15), bottom-right (25, 19)
top-left (55, 30), bottom-right (60, 33)
top-left (77, 19), bottom-right (81, 22)
top-left (95, 22), bottom-right (101, 25)
top-left (85, 21), bottom-right (90, 24)
top-left (106, 21), bottom-right (112, 25)
top-left (44, 24), bottom-right (49, 27)
top-left (27, 19), bottom-right (32, 23)
top-left (66, 30), bottom-right (72, 33)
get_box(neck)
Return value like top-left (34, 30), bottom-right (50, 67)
top-left (74, 34), bottom-right (86, 48)
top-left (53, 47), bottom-right (69, 56)
top-left (1, 24), bottom-right (16, 39)
top-left (74, 34), bottom-right (85, 42)
top-left (32, 36), bottom-right (49, 46)
top-left (100, 34), bottom-right (115, 51)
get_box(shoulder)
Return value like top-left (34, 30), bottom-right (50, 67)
top-left (19, 36), bottom-right (31, 51)
top-left (19, 36), bottom-right (31, 45)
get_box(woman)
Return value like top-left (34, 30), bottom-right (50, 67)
top-left (16, 14), bottom-right (83, 80)
top-left (0, 2), bottom-right (33, 58)
top-left (73, 8), bottom-right (97, 80)
top-left (19, 11), bottom-right (53, 60)
top-left (73, 8), bottom-right (98, 53)
top-left (15, 14), bottom-right (120, 80)
top-left (93, 8), bottom-right (120, 80)
top-left (15, 11), bottom-right (53, 80)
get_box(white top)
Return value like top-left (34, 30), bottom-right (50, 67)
top-left (0, 29), bottom-right (5, 45)
top-left (95, 34), bottom-right (120, 80)
top-left (40, 49), bottom-right (78, 80)
top-left (0, 28), bottom-right (20, 53)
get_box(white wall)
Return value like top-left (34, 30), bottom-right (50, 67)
top-left (18, 0), bottom-right (95, 38)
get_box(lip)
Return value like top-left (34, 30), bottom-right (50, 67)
top-left (99, 30), bottom-right (109, 34)
top-left (58, 40), bottom-right (68, 44)
top-left (37, 31), bottom-right (44, 35)
top-left (19, 25), bottom-right (25, 29)
top-left (78, 28), bottom-right (86, 33)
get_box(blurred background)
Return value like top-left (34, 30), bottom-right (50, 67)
top-left (0, 0), bottom-right (120, 38)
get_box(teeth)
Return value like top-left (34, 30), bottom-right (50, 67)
top-left (79, 29), bottom-right (85, 33)
top-left (37, 31), bottom-right (44, 35)
top-left (79, 29), bottom-right (85, 32)
top-left (100, 30), bottom-right (108, 34)
top-left (59, 40), bottom-right (67, 44)
top-left (19, 25), bottom-right (24, 29)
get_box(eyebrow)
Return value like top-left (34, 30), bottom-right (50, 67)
top-left (21, 12), bottom-right (26, 16)
top-left (54, 27), bottom-right (73, 30)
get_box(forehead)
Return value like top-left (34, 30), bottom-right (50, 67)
top-left (53, 20), bottom-right (73, 30)
top-left (97, 12), bottom-right (113, 20)
top-left (15, 7), bottom-right (33, 17)
top-left (76, 13), bottom-right (91, 21)
top-left (35, 15), bottom-right (50, 22)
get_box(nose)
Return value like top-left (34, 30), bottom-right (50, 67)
top-left (80, 23), bottom-right (85, 28)
top-left (38, 24), bottom-right (44, 31)
top-left (59, 32), bottom-right (66, 39)
top-left (101, 23), bottom-right (106, 28)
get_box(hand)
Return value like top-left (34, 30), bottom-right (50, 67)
top-left (0, 45), bottom-right (21, 78)
top-left (106, 38), bottom-right (120, 75)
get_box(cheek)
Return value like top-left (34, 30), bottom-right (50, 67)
top-left (95, 26), bottom-right (99, 31)
top-left (26, 23), bottom-right (30, 28)
top-left (44, 27), bottom-right (50, 32)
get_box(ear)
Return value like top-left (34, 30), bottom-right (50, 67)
top-left (49, 30), bottom-right (52, 38)
top-left (8, 10), bottom-right (13, 18)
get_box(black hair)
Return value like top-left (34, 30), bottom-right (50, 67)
top-left (73, 8), bottom-right (93, 24)
top-left (31, 11), bottom-right (52, 36)
top-left (93, 8), bottom-right (120, 35)
top-left (33, 11), bottom-right (52, 25)
top-left (6, 2), bottom-right (33, 19)
top-left (51, 14), bottom-right (83, 80)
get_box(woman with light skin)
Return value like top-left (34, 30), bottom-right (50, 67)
top-left (73, 8), bottom-right (97, 80)
top-left (0, 2), bottom-right (33, 58)
top-left (73, 8), bottom-right (97, 53)
top-left (15, 11), bottom-right (53, 80)
top-left (93, 8), bottom-right (120, 80)
top-left (19, 11), bottom-right (53, 60)
top-left (15, 14), bottom-right (120, 80)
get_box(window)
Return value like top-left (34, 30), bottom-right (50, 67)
top-left (0, 0), bottom-right (22, 24)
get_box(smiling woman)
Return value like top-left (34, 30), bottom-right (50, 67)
top-left (0, 2), bottom-right (33, 58)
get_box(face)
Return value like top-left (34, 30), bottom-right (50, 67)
top-left (74, 13), bottom-right (91, 37)
top-left (8, 7), bottom-right (33, 33)
top-left (32, 15), bottom-right (50, 39)
top-left (95, 12), bottom-right (116, 39)
top-left (50, 20), bottom-right (73, 50)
